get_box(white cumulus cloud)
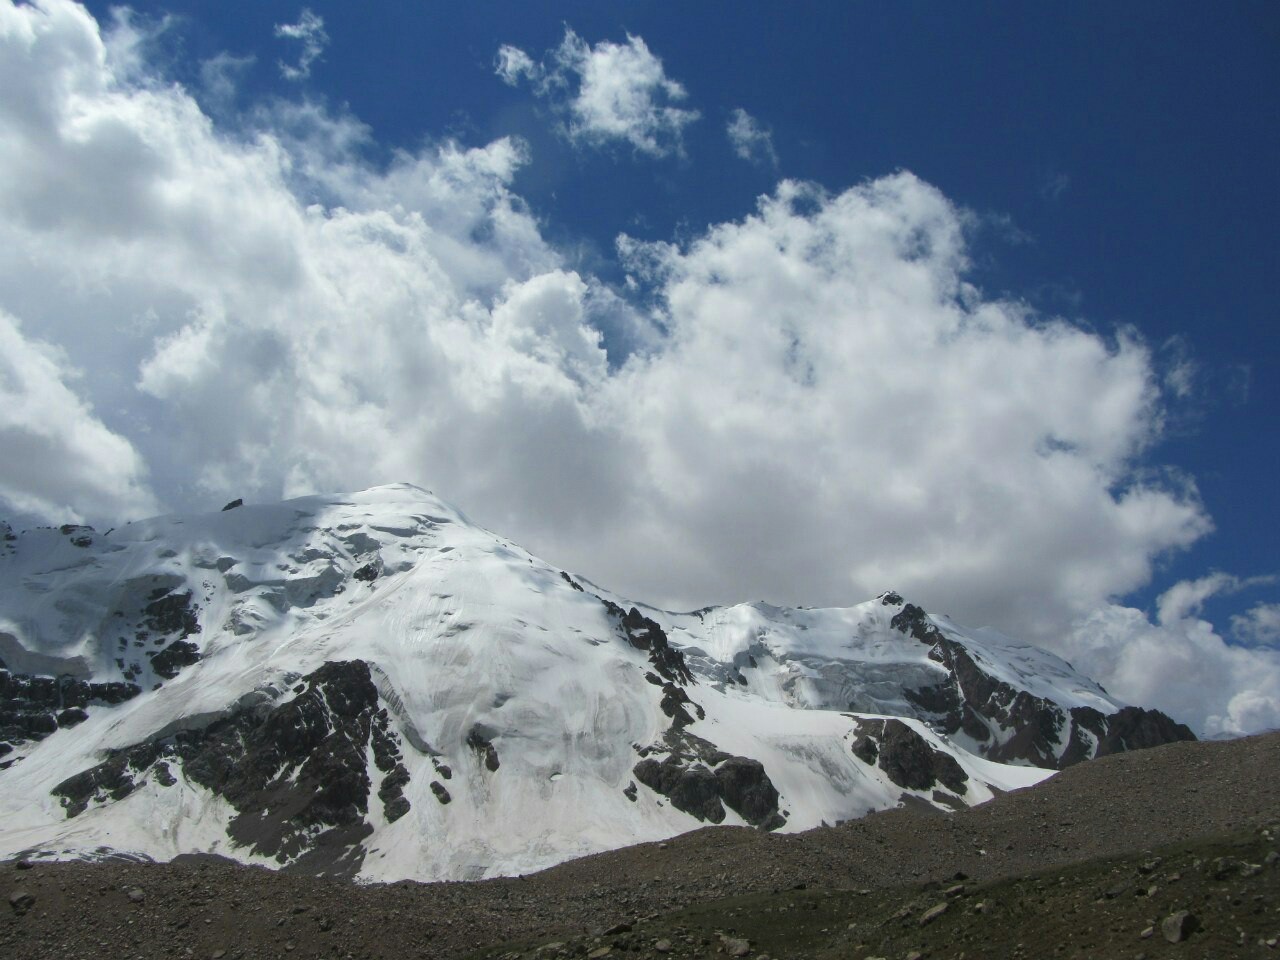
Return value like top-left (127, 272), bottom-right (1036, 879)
top-left (274, 8), bottom-right (327, 81)
top-left (199, 51), bottom-right (255, 110)
top-left (0, 309), bottom-right (157, 523)
top-left (608, 176), bottom-right (1209, 634)
top-left (495, 44), bottom-right (538, 87)
top-left (496, 28), bottom-right (699, 158)
top-left (1232, 602), bottom-right (1280, 646)
top-left (1062, 577), bottom-right (1280, 737)
top-left (0, 0), bottom-right (1273, 735)
top-left (726, 107), bottom-right (777, 167)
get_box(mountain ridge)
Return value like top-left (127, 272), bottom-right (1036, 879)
top-left (0, 483), bottom-right (1193, 881)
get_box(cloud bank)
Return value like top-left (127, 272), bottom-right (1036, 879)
top-left (497, 28), bottom-right (699, 157)
top-left (0, 1), bottom-right (1274, 735)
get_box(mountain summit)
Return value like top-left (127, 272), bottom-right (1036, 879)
top-left (0, 484), bottom-right (1193, 881)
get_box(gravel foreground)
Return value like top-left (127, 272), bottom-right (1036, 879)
top-left (3, 732), bottom-right (1278, 960)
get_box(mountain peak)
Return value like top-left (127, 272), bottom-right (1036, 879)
top-left (0, 486), bottom-right (1194, 881)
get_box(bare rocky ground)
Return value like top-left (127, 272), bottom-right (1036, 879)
top-left (3, 732), bottom-right (1278, 960)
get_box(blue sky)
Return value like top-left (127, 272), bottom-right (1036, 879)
top-left (1, 1), bottom-right (1278, 733)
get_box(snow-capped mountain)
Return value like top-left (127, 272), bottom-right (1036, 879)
top-left (0, 484), bottom-right (1193, 881)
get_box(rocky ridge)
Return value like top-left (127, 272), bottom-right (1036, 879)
top-left (888, 597), bottom-right (1195, 769)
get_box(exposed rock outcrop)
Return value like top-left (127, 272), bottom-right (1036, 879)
top-left (1061, 705), bottom-right (1197, 766)
top-left (633, 728), bottom-right (785, 830)
top-left (633, 757), bottom-right (726, 823)
top-left (148, 640), bottom-right (200, 680)
top-left (372, 707), bottom-right (411, 823)
top-left (58, 524), bottom-right (95, 548)
top-left (141, 589), bottom-right (201, 641)
top-left (851, 718), bottom-right (969, 794)
top-left (0, 659), bottom-right (141, 758)
top-left (51, 660), bottom-right (404, 877)
top-left (713, 757), bottom-right (785, 829)
top-left (466, 728), bottom-right (501, 771)
top-left (890, 599), bottom-right (1194, 769)
top-left (602, 599), bottom-right (692, 685)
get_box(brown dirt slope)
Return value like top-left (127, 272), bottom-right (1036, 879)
top-left (2, 731), bottom-right (1277, 960)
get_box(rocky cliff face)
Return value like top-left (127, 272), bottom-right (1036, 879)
top-left (0, 485), bottom-right (1195, 881)
top-left (665, 591), bottom-right (1192, 773)
top-left (851, 717), bottom-right (969, 795)
top-left (887, 600), bottom-right (1195, 769)
top-left (0, 661), bottom-right (140, 764)
top-left (49, 660), bottom-right (406, 878)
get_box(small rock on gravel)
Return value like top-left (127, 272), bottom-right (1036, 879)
top-left (919, 902), bottom-right (948, 925)
top-left (127, 887), bottom-right (146, 903)
top-left (1161, 910), bottom-right (1200, 943)
top-left (1212, 858), bottom-right (1242, 880)
top-left (8, 890), bottom-right (35, 914)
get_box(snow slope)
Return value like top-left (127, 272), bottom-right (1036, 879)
top-left (0, 485), bottom-right (1192, 881)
